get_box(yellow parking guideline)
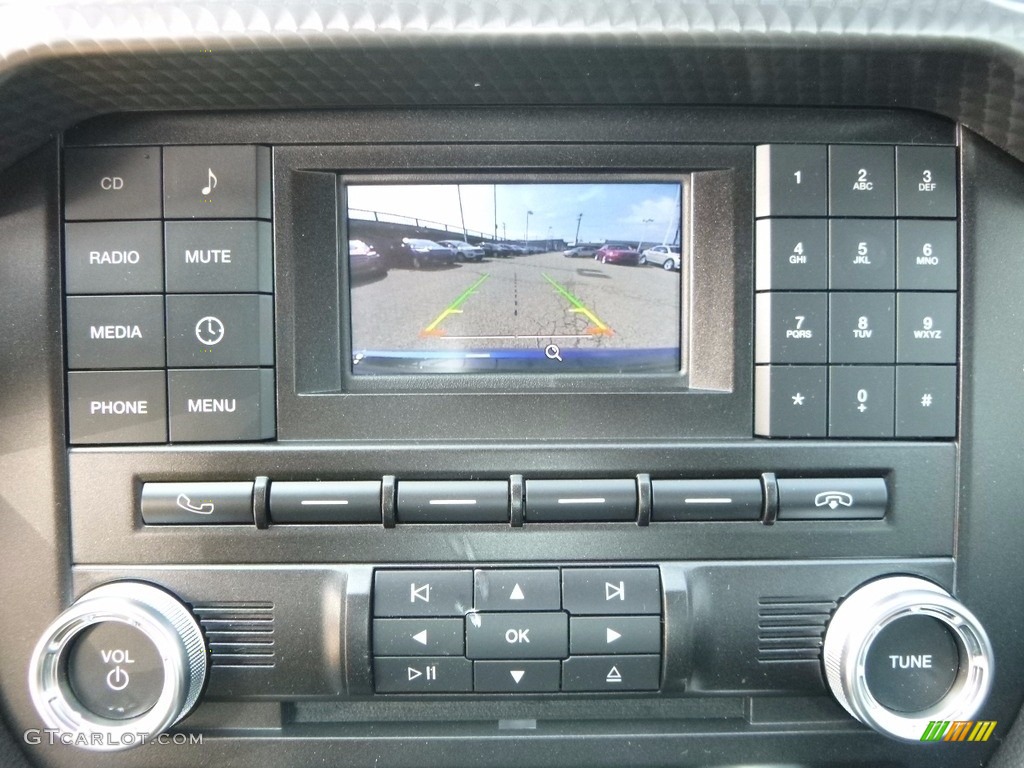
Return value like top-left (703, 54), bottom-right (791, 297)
top-left (421, 273), bottom-right (490, 336)
top-left (541, 273), bottom-right (614, 336)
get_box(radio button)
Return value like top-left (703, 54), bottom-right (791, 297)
top-left (754, 365), bottom-right (827, 438)
top-left (755, 145), bottom-right (827, 218)
top-left (474, 569), bottom-right (561, 612)
top-left (896, 292), bottom-right (957, 364)
top-left (163, 146), bottom-right (271, 220)
top-left (65, 221), bottom-right (164, 295)
top-left (896, 220), bottom-right (957, 291)
top-left (829, 145), bottom-right (895, 218)
top-left (755, 292), bottom-right (828, 364)
top-left (166, 293), bottom-right (274, 368)
top-left (269, 481), bottom-right (382, 523)
top-left (373, 618), bottom-right (464, 657)
top-left (396, 481), bottom-right (509, 524)
top-left (465, 612), bottom-right (568, 660)
top-left (755, 218), bottom-right (828, 291)
top-left (897, 146), bottom-right (957, 219)
top-left (374, 656), bottom-right (473, 693)
top-left (524, 479), bottom-right (636, 522)
top-left (65, 147), bottom-right (162, 221)
top-left (569, 616), bottom-right (661, 655)
top-left (140, 481), bottom-right (254, 525)
top-left (829, 219), bottom-right (896, 290)
top-left (776, 478), bottom-right (887, 521)
top-left (374, 570), bottom-right (473, 618)
top-left (562, 654), bottom-right (660, 692)
top-left (67, 370), bottom-right (167, 445)
top-left (165, 220), bottom-right (273, 294)
top-left (650, 479), bottom-right (762, 521)
top-left (67, 295), bottom-right (166, 370)
top-left (474, 660), bottom-right (560, 693)
top-left (561, 568), bottom-right (661, 616)
top-left (828, 292), bottom-right (896, 364)
top-left (829, 366), bottom-right (895, 438)
top-left (167, 368), bottom-right (275, 442)
top-left (896, 365), bottom-right (957, 438)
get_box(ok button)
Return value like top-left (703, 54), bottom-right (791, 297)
top-left (465, 612), bottom-right (568, 660)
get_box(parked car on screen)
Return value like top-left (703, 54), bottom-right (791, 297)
top-left (595, 244), bottom-right (641, 265)
top-left (348, 239), bottom-right (387, 278)
top-left (563, 244), bottom-right (600, 258)
top-left (640, 244), bottom-right (681, 270)
top-left (438, 239), bottom-right (485, 262)
top-left (397, 238), bottom-right (459, 268)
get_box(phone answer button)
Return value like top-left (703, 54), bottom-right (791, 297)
top-left (776, 478), bottom-right (887, 521)
top-left (140, 481), bottom-right (254, 525)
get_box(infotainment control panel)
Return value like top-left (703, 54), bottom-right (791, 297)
top-left (19, 106), bottom-right (1013, 768)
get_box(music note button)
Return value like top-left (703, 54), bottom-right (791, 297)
top-left (163, 146), bottom-right (271, 219)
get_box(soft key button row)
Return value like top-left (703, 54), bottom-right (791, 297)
top-left (63, 145), bottom-right (275, 445)
top-left (754, 143), bottom-right (958, 439)
top-left (371, 567), bottom-right (662, 694)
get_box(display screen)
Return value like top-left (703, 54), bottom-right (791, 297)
top-left (346, 182), bottom-right (683, 375)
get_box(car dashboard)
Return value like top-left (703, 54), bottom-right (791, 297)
top-left (2, 3), bottom-right (1024, 768)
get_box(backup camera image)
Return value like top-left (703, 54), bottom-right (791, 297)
top-left (346, 182), bottom-right (683, 374)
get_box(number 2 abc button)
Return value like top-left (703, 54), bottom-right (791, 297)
top-left (374, 571), bottom-right (473, 617)
top-left (755, 293), bottom-right (827, 364)
top-left (165, 294), bottom-right (274, 367)
top-left (465, 612), bottom-right (568, 659)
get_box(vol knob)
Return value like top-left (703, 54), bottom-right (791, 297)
top-left (28, 581), bottom-right (207, 751)
top-left (823, 576), bottom-right (993, 742)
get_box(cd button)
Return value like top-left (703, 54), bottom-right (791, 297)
top-left (651, 479), bottom-right (762, 521)
top-left (561, 568), bottom-right (661, 616)
top-left (524, 479), bottom-right (636, 522)
top-left (64, 147), bottom-right (162, 221)
top-left (464, 612), bottom-right (569, 660)
top-left (373, 570), bottom-right (473, 618)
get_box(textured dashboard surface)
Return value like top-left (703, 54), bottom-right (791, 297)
top-left (3, 1), bottom-right (1024, 170)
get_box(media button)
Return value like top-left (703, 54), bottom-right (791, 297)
top-left (66, 295), bottom-right (166, 370)
top-left (561, 568), bottom-right (661, 616)
top-left (67, 370), bottom-right (167, 445)
top-left (65, 221), bottom-right (164, 295)
top-left (167, 368), bottom-right (275, 442)
top-left (464, 612), bottom-right (568, 660)
top-left (374, 570), bottom-right (473, 618)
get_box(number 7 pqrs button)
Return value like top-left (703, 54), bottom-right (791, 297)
top-left (755, 293), bottom-right (828, 364)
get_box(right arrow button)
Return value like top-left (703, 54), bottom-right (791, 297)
top-left (569, 616), bottom-right (662, 655)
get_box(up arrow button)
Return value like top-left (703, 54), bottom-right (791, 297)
top-left (473, 569), bottom-right (560, 611)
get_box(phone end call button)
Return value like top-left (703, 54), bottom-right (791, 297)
top-left (141, 481), bottom-right (254, 525)
top-left (776, 478), bottom-right (887, 521)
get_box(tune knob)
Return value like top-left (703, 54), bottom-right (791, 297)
top-left (28, 581), bottom-right (207, 751)
top-left (823, 576), bottom-right (994, 742)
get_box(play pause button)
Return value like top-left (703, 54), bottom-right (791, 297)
top-left (374, 657), bottom-right (472, 693)
top-left (473, 660), bottom-right (560, 692)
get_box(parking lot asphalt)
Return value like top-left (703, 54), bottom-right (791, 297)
top-left (350, 250), bottom-right (681, 354)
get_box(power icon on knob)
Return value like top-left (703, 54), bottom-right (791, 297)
top-left (106, 666), bottom-right (130, 691)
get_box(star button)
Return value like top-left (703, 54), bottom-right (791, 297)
top-left (792, 392), bottom-right (806, 406)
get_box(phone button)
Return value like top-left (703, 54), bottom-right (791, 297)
top-left (140, 482), bottom-right (254, 525)
top-left (776, 478), bottom-right (887, 521)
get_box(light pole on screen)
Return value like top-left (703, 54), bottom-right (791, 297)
top-left (637, 218), bottom-right (654, 251)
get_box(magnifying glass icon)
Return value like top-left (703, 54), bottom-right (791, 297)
top-left (544, 344), bottom-right (563, 362)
